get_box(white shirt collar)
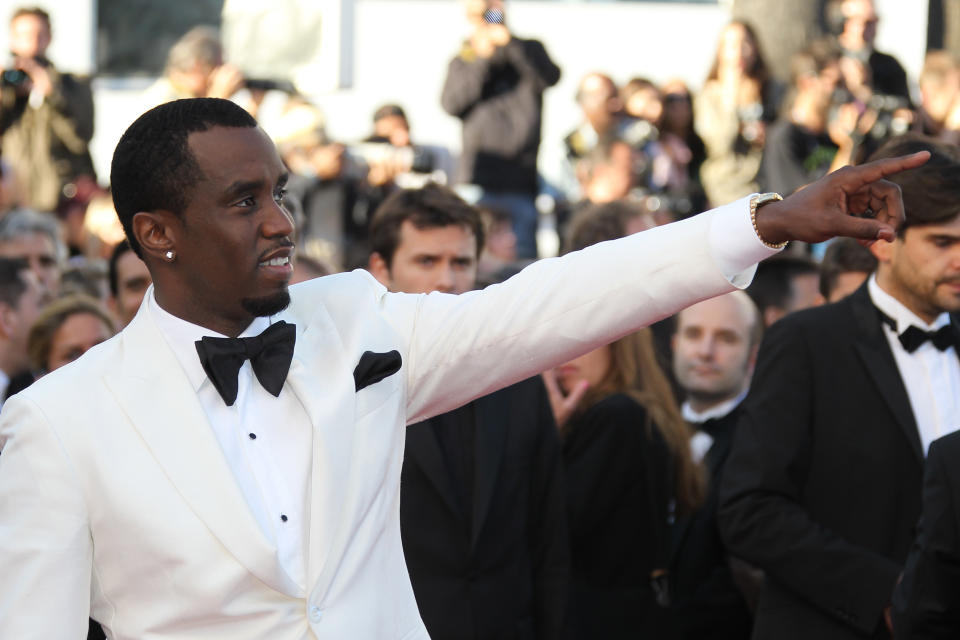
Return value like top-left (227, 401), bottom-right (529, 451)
top-left (0, 368), bottom-right (10, 404)
top-left (867, 274), bottom-right (950, 333)
top-left (147, 287), bottom-right (272, 393)
top-left (682, 389), bottom-right (748, 424)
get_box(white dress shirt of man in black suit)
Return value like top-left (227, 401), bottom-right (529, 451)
top-left (368, 184), bottom-right (568, 639)
top-left (670, 291), bottom-right (762, 640)
top-left (719, 136), bottom-right (960, 640)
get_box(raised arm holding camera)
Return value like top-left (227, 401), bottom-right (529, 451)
top-left (0, 6), bottom-right (95, 212)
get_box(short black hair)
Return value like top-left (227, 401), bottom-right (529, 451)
top-left (819, 238), bottom-right (877, 299)
top-left (0, 257), bottom-right (30, 309)
top-left (368, 183), bottom-right (485, 267)
top-left (867, 134), bottom-right (960, 233)
top-left (110, 98), bottom-right (258, 257)
top-left (107, 240), bottom-right (133, 298)
top-left (747, 255), bottom-right (820, 315)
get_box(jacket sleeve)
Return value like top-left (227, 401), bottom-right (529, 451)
top-left (0, 393), bottom-right (93, 638)
top-left (440, 53), bottom-right (492, 119)
top-left (718, 318), bottom-right (901, 636)
top-left (892, 435), bottom-right (960, 639)
top-left (501, 39), bottom-right (560, 93)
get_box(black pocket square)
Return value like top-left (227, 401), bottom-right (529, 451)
top-left (353, 350), bottom-right (402, 391)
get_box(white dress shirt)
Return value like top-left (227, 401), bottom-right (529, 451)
top-left (682, 390), bottom-right (748, 463)
top-left (868, 275), bottom-right (960, 455)
top-left (148, 290), bottom-right (312, 593)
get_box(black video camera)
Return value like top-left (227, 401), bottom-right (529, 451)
top-left (1, 68), bottom-right (28, 87)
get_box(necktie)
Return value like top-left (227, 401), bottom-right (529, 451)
top-left (876, 308), bottom-right (959, 354)
top-left (195, 321), bottom-right (296, 406)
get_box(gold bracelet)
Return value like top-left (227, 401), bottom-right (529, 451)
top-left (750, 192), bottom-right (787, 249)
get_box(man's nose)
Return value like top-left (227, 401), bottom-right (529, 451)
top-left (263, 198), bottom-right (295, 238)
top-left (433, 265), bottom-right (455, 293)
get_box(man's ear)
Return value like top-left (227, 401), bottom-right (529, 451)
top-left (132, 211), bottom-right (177, 263)
top-left (368, 252), bottom-right (391, 288)
top-left (869, 234), bottom-right (896, 263)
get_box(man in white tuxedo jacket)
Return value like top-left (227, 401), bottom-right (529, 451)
top-left (0, 98), bottom-right (924, 639)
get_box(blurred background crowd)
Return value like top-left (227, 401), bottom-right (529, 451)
top-left (2, 0), bottom-right (960, 639)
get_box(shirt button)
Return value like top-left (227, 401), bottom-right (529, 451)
top-left (308, 605), bottom-right (322, 622)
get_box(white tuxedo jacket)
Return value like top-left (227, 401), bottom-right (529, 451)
top-left (0, 200), bottom-right (771, 639)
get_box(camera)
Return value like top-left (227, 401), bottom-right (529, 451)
top-left (347, 143), bottom-right (437, 175)
top-left (1, 68), bottom-right (28, 87)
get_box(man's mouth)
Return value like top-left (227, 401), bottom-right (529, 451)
top-left (260, 256), bottom-right (291, 267)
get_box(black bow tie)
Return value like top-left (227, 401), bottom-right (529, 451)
top-left (898, 324), bottom-right (958, 354)
top-left (195, 321), bottom-right (296, 406)
top-left (877, 308), bottom-right (959, 354)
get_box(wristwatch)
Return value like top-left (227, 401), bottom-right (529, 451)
top-left (749, 192), bottom-right (787, 249)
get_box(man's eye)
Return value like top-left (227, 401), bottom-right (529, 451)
top-left (236, 196), bottom-right (256, 208)
top-left (416, 257), bottom-right (436, 267)
top-left (274, 188), bottom-right (288, 204)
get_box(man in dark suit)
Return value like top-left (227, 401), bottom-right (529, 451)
top-left (367, 184), bottom-right (568, 639)
top-left (719, 136), bottom-right (960, 640)
top-left (670, 291), bottom-right (762, 639)
top-left (892, 430), bottom-right (960, 639)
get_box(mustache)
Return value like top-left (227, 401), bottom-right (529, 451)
top-left (258, 239), bottom-right (295, 262)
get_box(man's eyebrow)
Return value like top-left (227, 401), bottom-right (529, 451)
top-left (223, 179), bottom-right (266, 200)
top-left (278, 172), bottom-right (289, 188)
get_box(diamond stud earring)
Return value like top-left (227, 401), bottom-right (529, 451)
top-left (165, 250), bottom-right (175, 261)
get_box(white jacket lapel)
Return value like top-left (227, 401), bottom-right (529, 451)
top-left (103, 309), bottom-right (301, 596)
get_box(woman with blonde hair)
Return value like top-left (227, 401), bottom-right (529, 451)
top-left (545, 204), bottom-right (704, 639)
top-left (27, 294), bottom-right (115, 375)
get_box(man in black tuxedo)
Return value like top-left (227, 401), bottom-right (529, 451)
top-left (719, 135), bottom-right (960, 640)
top-left (367, 184), bottom-right (568, 639)
top-left (670, 291), bottom-right (762, 640)
top-left (892, 430), bottom-right (960, 639)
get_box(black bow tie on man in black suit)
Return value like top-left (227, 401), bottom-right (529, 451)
top-left (877, 308), bottom-right (960, 354)
top-left (195, 320), bottom-right (296, 406)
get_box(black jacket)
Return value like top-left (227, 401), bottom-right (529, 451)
top-left (562, 393), bottom-right (678, 640)
top-left (671, 406), bottom-right (753, 640)
top-left (400, 377), bottom-right (568, 640)
top-left (719, 284), bottom-right (947, 639)
top-left (441, 37), bottom-right (560, 195)
top-left (893, 430), bottom-right (960, 639)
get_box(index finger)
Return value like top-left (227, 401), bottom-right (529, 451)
top-left (836, 151), bottom-right (930, 194)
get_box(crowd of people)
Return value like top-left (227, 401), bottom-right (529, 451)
top-left (2, 0), bottom-right (960, 639)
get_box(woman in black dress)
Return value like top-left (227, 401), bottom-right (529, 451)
top-left (547, 205), bottom-right (705, 639)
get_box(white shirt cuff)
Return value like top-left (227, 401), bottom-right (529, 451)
top-left (709, 194), bottom-right (784, 289)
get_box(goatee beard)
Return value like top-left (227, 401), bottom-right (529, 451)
top-left (241, 289), bottom-right (291, 317)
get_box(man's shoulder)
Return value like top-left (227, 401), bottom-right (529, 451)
top-left (929, 430), bottom-right (960, 467)
top-left (288, 269), bottom-right (386, 314)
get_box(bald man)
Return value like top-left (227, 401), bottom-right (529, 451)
top-left (670, 291), bottom-right (763, 640)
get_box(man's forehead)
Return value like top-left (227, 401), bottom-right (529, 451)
top-left (400, 221), bottom-right (475, 248)
top-left (187, 125), bottom-right (284, 184)
top-left (679, 297), bottom-right (751, 332)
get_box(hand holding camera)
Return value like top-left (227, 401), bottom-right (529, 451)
top-left (468, 0), bottom-right (510, 58)
top-left (2, 55), bottom-right (52, 97)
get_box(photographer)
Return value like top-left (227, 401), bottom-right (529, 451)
top-left (441, 0), bottom-right (560, 259)
top-left (0, 6), bottom-right (95, 213)
top-left (143, 26), bottom-right (246, 106)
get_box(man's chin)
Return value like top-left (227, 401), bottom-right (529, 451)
top-left (241, 289), bottom-right (291, 317)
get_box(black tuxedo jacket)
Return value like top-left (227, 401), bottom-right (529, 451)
top-left (893, 430), bottom-right (960, 639)
top-left (719, 284), bottom-right (958, 640)
top-left (671, 407), bottom-right (753, 640)
top-left (400, 376), bottom-right (568, 640)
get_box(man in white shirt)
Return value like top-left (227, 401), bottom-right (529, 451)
top-left (720, 136), bottom-right (960, 640)
top-left (0, 97), bottom-right (925, 639)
